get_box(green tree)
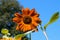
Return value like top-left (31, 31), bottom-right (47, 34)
top-left (0, 0), bottom-right (22, 36)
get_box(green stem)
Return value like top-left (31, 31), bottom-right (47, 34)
top-left (40, 25), bottom-right (48, 40)
top-left (29, 33), bottom-right (31, 40)
top-left (43, 30), bottom-right (48, 40)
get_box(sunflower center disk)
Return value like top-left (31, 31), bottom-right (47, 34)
top-left (23, 17), bottom-right (32, 24)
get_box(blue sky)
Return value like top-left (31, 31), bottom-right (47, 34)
top-left (18, 0), bottom-right (60, 40)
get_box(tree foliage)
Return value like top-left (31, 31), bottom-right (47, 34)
top-left (0, 0), bottom-right (22, 36)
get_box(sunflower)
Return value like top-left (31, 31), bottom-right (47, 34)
top-left (13, 8), bottom-right (41, 32)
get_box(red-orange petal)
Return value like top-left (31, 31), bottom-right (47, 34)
top-left (25, 8), bottom-right (30, 15)
top-left (13, 17), bottom-right (21, 23)
top-left (20, 24), bottom-right (24, 31)
top-left (14, 12), bottom-right (22, 17)
top-left (29, 8), bottom-right (35, 15)
top-left (16, 25), bottom-right (19, 30)
top-left (33, 17), bottom-right (40, 21)
top-left (32, 20), bottom-right (38, 26)
top-left (33, 13), bottom-right (39, 17)
top-left (22, 8), bottom-right (26, 15)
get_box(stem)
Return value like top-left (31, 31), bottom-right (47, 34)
top-left (24, 28), bottom-right (37, 35)
top-left (24, 28), bottom-right (36, 40)
top-left (29, 33), bottom-right (31, 40)
top-left (43, 30), bottom-right (48, 40)
top-left (40, 25), bottom-right (48, 40)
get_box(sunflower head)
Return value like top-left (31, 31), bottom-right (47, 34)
top-left (13, 8), bottom-right (41, 32)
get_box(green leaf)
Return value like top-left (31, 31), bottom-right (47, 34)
top-left (15, 34), bottom-right (26, 40)
top-left (44, 12), bottom-right (59, 30)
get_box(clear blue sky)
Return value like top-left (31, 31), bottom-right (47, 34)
top-left (18, 0), bottom-right (60, 40)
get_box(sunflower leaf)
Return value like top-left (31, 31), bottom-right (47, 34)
top-left (15, 34), bottom-right (26, 40)
top-left (44, 12), bottom-right (59, 30)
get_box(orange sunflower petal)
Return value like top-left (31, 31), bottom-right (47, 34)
top-left (23, 26), bottom-right (26, 32)
top-left (22, 8), bottom-right (26, 15)
top-left (14, 12), bottom-right (22, 17)
top-left (16, 25), bottom-right (19, 30)
top-left (19, 24), bottom-right (24, 31)
top-left (32, 17), bottom-right (41, 24)
top-left (22, 8), bottom-right (30, 15)
top-left (32, 19), bottom-right (38, 26)
top-left (33, 17), bottom-right (40, 21)
top-left (29, 9), bottom-right (39, 17)
top-left (33, 12), bottom-right (39, 17)
top-left (24, 26), bottom-right (29, 32)
top-left (21, 25), bottom-right (31, 32)
top-left (25, 8), bottom-right (30, 14)
top-left (36, 19), bottom-right (41, 24)
top-left (29, 8), bottom-right (35, 15)
top-left (13, 17), bottom-right (21, 23)
top-left (22, 25), bottom-right (27, 32)
top-left (26, 25), bottom-right (31, 31)
top-left (31, 24), bottom-right (38, 32)
top-left (19, 24), bottom-right (24, 30)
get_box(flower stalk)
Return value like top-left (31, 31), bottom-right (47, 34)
top-left (43, 30), bottom-right (48, 40)
top-left (29, 33), bottom-right (31, 40)
top-left (40, 25), bottom-right (48, 40)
